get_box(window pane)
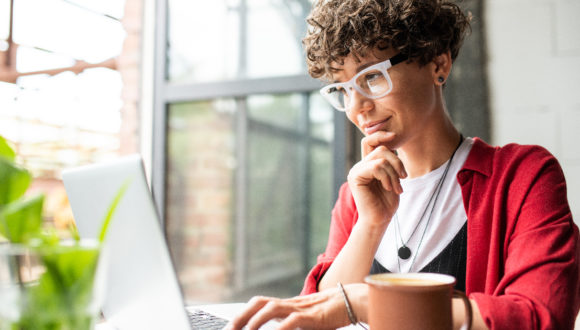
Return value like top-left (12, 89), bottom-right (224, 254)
top-left (167, 1), bottom-right (240, 83)
top-left (1, 69), bottom-right (123, 174)
top-left (246, 129), bottom-right (306, 287)
top-left (245, 0), bottom-right (310, 78)
top-left (166, 92), bottom-right (334, 303)
top-left (167, 0), bottom-right (313, 83)
top-left (16, 46), bottom-right (75, 73)
top-left (310, 92), bottom-right (334, 142)
top-left (66, 0), bottom-right (126, 19)
top-left (248, 94), bottom-right (303, 131)
top-left (245, 94), bottom-right (307, 292)
top-left (308, 92), bottom-right (333, 265)
top-left (166, 100), bottom-right (236, 303)
top-left (13, 0), bottom-right (126, 63)
top-left (309, 143), bottom-right (333, 266)
top-left (0, 0), bottom-right (138, 239)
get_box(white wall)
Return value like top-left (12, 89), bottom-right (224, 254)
top-left (486, 0), bottom-right (580, 221)
top-left (485, 0), bottom-right (580, 327)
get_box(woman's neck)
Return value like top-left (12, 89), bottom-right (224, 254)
top-left (397, 116), bottom-right (461, 178)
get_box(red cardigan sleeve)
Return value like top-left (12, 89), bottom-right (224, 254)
top-left (462, 141), bottom-right (580, 330)
top-left (301, 183), bottom-right (358, 295)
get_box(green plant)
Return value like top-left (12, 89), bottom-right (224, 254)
top-left (0, 136), bottom-right (44, 244)
top-left (0, 136), bottom-right (127, 330)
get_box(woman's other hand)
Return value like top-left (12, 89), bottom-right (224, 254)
top-left (225, 284), bottom-right (368, 330)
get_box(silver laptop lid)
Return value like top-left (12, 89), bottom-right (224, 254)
top-left (62, 154), bottom-right (191, 330)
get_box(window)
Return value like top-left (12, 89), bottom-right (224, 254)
top-left (0, 0), bottom-right (140, 229)
top-left (157, 0), bottom-right (344, 303)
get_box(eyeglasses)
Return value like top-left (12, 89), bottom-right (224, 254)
top-left (319, 53), bottom-right (408, 112)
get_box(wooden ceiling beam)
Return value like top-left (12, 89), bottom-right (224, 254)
top-left (0, 56), bottom-right (118, 83)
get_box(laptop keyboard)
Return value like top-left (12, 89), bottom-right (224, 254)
top-left (188, 309), bottom-right (229, 330)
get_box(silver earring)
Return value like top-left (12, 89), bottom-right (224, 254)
top-left (438, 76), bottom-right (445, 84)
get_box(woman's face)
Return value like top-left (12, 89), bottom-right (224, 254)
top-left (331, 49), bottom-right (443, 150)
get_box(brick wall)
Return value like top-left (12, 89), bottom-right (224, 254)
top-left (165, 106), bottom-right (235, 304)
top-left (485, 0), bottom-right (580, 221)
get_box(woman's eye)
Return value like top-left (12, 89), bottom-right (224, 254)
top-left (332, 86), bottom-right (347, 95)
top-left (365, 73), bottom-right (382, 83)
top-left (328, 86), bottom-right (344, 93)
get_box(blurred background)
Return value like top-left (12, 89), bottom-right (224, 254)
top-left (0, 0), bottom-right (578, 309)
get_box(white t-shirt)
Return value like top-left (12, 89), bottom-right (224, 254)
top-left (374, 137), bottom-right (474, 273)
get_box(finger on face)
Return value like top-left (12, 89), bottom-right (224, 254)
top-left (364, 145), bottom-right (407, 179)
top-left (377, 158), bottom-right (404, 194)
top-left (368, 158), bottom-right (403, 194)
top-left (226, 296), bottom-right (271, 330)
top-left (361, 131), bottom-right (396, 158)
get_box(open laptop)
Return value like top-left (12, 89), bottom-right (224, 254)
top-left (62, 154), bottom-right (245, 329)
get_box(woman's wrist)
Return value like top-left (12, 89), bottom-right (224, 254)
top-left (344, 283), bottom-right (369, 324)
top-left (352, 218), bottom-right (390, 242)
top-left (452, 297), bottom-right (488, 330)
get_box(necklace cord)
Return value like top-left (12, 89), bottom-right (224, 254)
top-left (395, 134), bottom-right (464, 272)
top-left (395, 171), bottom-right (441, 247)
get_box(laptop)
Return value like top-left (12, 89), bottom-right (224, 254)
top-left (62, 154), bottom-right (245, 329)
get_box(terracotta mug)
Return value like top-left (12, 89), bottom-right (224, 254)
top-left (364, 273), bottom-right (472, 330)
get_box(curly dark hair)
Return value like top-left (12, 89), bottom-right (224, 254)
top-left (303, 0), bottom-right (472, 80)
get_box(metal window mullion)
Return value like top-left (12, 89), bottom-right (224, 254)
top-left (234, 98), bottom-right (249, 293)
top-left (164, 75), bottom-right (322, 103)
top-left (247, 118), bottom-right (330, 147)
top-left (301, 93), bottom-right (312, 273)
top-left (151, 0), bottom-right (169, 223)
top-left (234, 0), bottom-right (248, 293)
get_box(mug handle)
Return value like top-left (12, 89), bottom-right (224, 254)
top-left (453, 290), bottom-right (473, 330)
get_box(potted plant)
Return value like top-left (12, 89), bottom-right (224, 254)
top-left (0, 135), bottom-right (125, 330)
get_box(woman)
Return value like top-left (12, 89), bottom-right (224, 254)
top-left (227, 0), bottom-right (580, 329)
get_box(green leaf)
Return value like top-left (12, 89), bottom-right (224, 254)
top-left (69, 221), bottom-right (81, 242)
top-left (0, 194), bottom-right (44, 243)
top-left (18, 244), bottom-right (101, 329)
top-left (99, 179), bottom-right (130, 243)
top-left (37, 227), bottom-right (62, 247)
top-left (0, 135), bottom-right (16, 161)
top-left (0, 157), bottom-right (31, 206)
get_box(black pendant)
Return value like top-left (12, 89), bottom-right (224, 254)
top-left (398, 246), bottom-right (412, 259)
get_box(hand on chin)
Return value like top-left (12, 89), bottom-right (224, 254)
top-left (361, 131), bottom-right (398, 157)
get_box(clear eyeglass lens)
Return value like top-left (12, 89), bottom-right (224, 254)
top-left (327, 86), bottom-right (348, 110)
top-left (356, 69), bottom-right (390, 96)
top-left (323, 69), bottom-right (392, 111)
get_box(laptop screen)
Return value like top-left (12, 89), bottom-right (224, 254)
top-left (62, 155), bottom-right (192, 330)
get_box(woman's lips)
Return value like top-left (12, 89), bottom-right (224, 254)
top-left (363, 117), bottom-right (391, 135)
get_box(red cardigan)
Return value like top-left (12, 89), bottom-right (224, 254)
top-left (301, 138), bottom-right (580, 329)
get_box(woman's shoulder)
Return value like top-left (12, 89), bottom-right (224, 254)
top-left (495, 140), bottom-right (553, 158)
top-left (469, 137), bottom-right (560, 171)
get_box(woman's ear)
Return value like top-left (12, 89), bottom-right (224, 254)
top-left (432, 51), bottom-right (452, 86)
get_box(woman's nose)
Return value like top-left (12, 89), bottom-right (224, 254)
top-left (347, 89), bottom-right (373, 116)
